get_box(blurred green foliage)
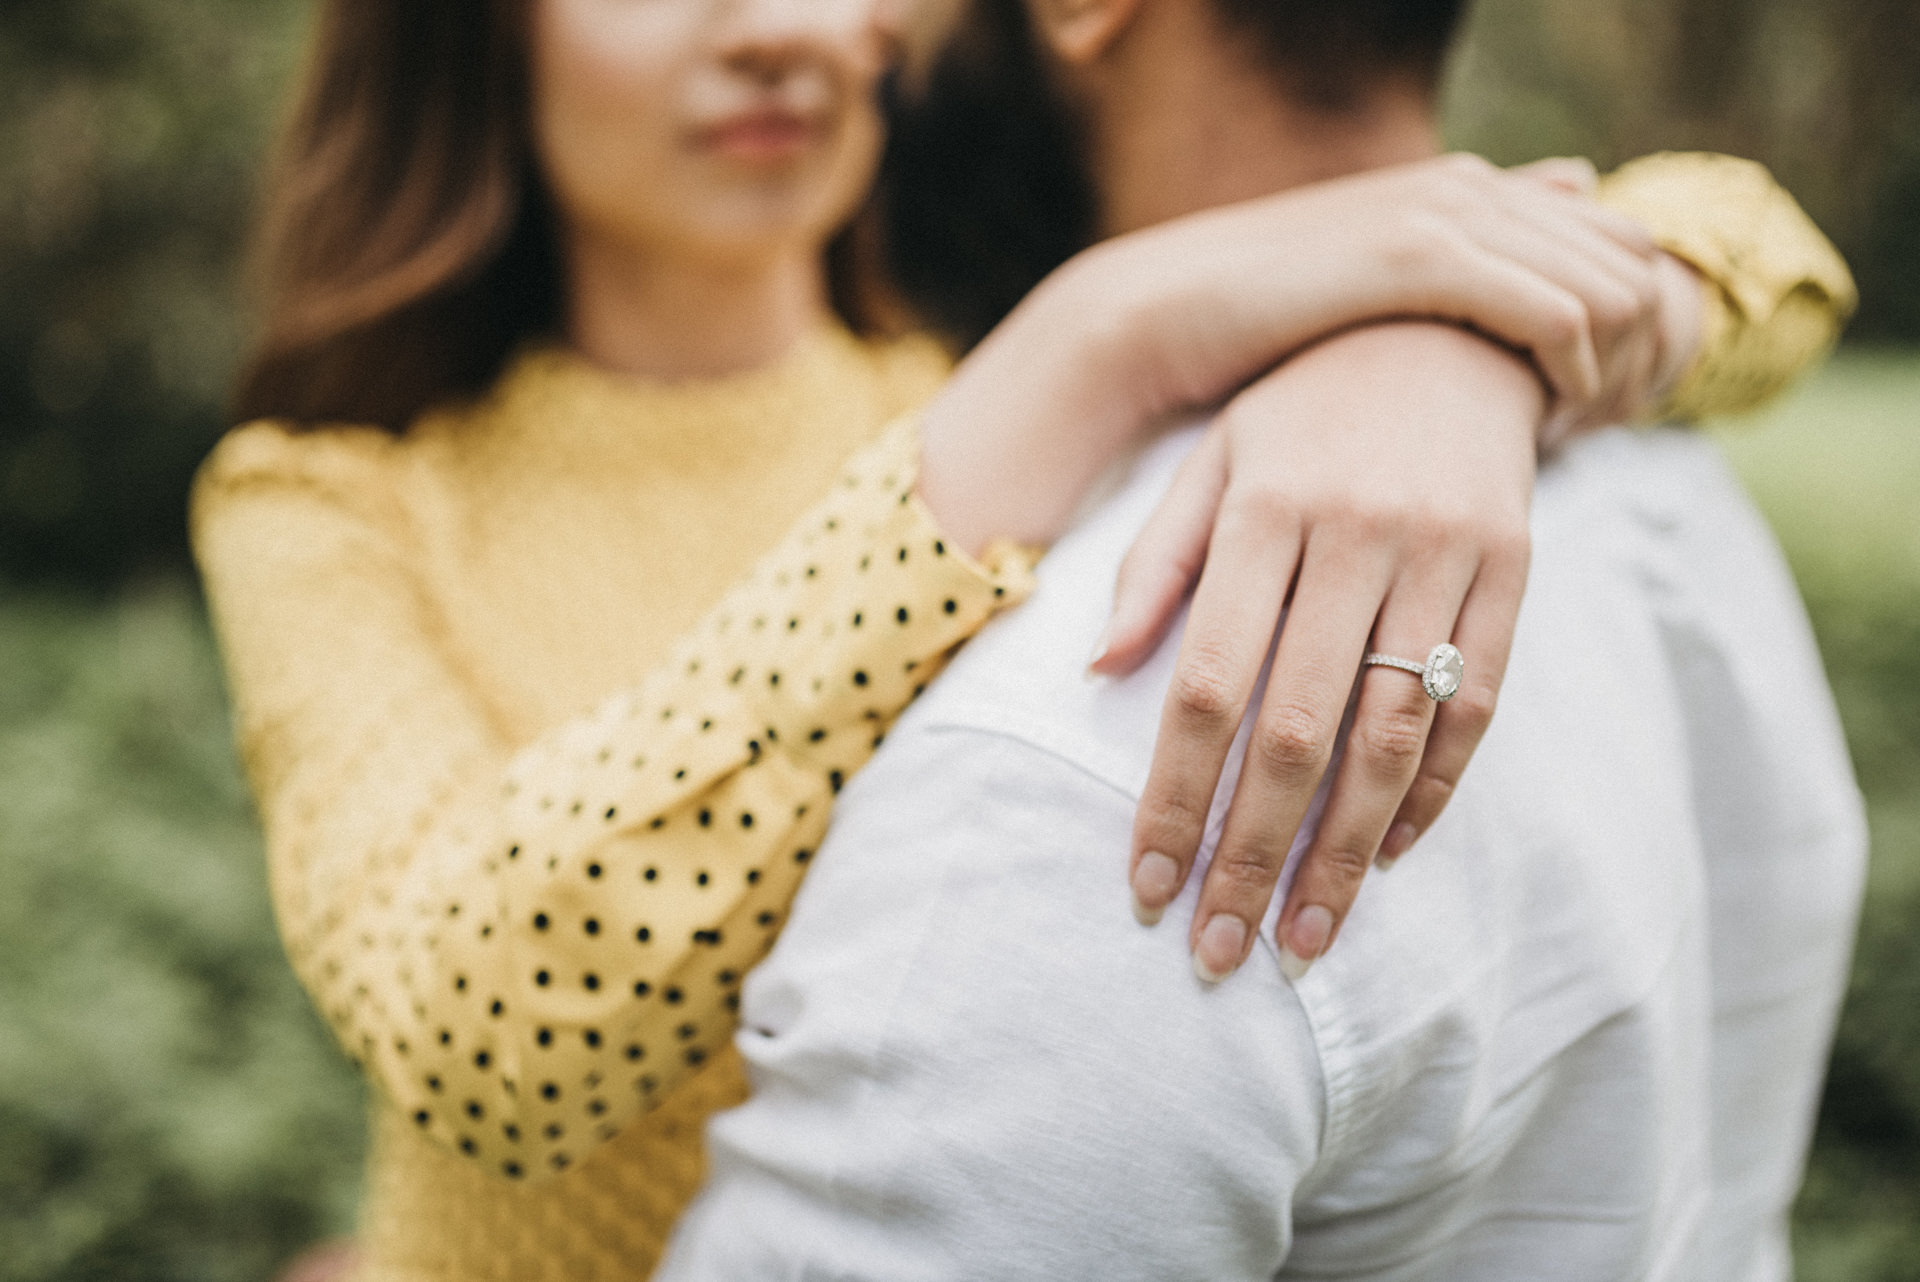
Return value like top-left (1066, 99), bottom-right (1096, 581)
top-left (0, 356), bottom-right (1914, 1279)
top-left (0, 584), bottom-right (364, 1281)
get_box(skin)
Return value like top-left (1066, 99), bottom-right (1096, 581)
top-left (523, 0), bottom-right (1697, 985)
top-left (528, 0), bottom-right (890, 378)
top-left (954, 0), bottom-right (1705, 980)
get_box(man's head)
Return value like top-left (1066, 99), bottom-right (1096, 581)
top-left (879, 0), bottom-right (1472, 344)
top-left (1029, 0), bottom-right (1467, 111)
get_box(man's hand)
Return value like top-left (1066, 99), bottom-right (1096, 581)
top-left (1100, 322), bottom-right (1542, 981)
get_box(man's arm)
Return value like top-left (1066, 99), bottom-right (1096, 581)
top-left (655, 722), bottom-right (1325, 1282)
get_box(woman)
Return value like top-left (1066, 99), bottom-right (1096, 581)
top-left (194, 0), bottom-right (1849, 1277)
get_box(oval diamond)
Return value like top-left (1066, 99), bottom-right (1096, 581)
top-left (1423, 644), bottom-right (1464, 702)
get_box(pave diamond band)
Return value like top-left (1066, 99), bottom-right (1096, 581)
top-left (1363, 643), bottom-right (1465, 702)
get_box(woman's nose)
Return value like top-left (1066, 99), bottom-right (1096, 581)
top-left (713, 0), bottom-right (890, 77)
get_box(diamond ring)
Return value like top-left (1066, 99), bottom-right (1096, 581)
top-left (1363, 643), bottom-right (1465, 702)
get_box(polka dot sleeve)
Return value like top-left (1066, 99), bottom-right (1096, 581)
top-left (1596, 151), bottom-right (1858, 421)
top-left (191, 415), bottom-right (1034, 1185)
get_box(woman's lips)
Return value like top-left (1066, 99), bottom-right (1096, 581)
top-left (697, 108), bottom-right (821, 164)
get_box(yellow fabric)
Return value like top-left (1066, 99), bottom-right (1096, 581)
top-left (190, 152), bottom-right (1842, 1282)
top-left (1596, 151), bottom-right (1858, 421)
top-left (191, 327), bottom-right (1034, 1280)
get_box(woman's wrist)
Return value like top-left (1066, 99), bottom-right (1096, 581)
top-left (915, 253), bottom-right (1167, 555)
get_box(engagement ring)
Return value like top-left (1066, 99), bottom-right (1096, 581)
top-left (1363, 643), bottom-right (1465, 702)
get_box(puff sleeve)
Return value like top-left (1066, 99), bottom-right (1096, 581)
top-left (1597, 151), bottom-right (1858, 421)
top-left (191, 415), bottom-right (1034, 1183)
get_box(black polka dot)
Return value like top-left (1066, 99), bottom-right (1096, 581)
top-left (625, 1044), bottom-right (645, 1061)
top-left (460, 1137), bottom-right (477, 1156)
top-left (583, 973), bottom-right (600, 991)
top-left (584, 918), bottom-right (600, 935)
top-left (537, 1028), bottom-right (553, 1047)
top-left (473, 1051), bottom-right (491, 1070)
top-left (665, 987), bottom-right (684, 1005)
top-left (943, 598), bottom-right (958, 614)
top-left (698, 809), bottom-right (712, 827)
top-left (696, 871), bottom-right (710, 887)
top-left (636, 926), bottom-right (652, 943)
top-left (584, 1029), bottom-right (602, 1048)
top-left (490, 1000), bottom-right (504, 1017)
top-left (544, 1122), bottom-right (564, 1140)
top-left (533, 913), bottom-right (550, 931)
top-left (643, 867), bottom-right (658, 882)
top-left (504, 1161), bottom-right (524, 1179)
top-left (414, 1109), bottom-right (431, 1127)
top-left (896, 607), bottom-right (910, 624)
top-left (853, 670), bottom-right (869, 686)
top-left (534, 970), bottom-right (551, 987)
top-left (541, 1082), bottom-right (560, 1101)
top-left (466, 1100), bottom-right (485, 1120)
top-left (739, 811), bottom-right (754, 829)
top-left (586, 863), bottom-right (603, 879)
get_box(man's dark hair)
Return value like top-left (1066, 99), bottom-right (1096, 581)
top-left (1213, 0), bottom-right (1469, 109)
top-left (879, 0), bottom-right (1471, 349)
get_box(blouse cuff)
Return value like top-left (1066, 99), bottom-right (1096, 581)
top-left (1597, 151), bottom-right (1858, 421)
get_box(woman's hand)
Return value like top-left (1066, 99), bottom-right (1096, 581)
top-left (1103, 322), bottom-right (1545, 980)
top-left (917, 154), bottom-right (1667, 557)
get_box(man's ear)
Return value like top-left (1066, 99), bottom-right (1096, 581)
top-left (1029, 0), bottom-right (1142, 64)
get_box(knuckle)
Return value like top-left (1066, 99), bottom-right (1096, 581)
top-left (1404, 771), bottom-right (1459, 826)
top-left (1139, 788), bottom-right (1211, 845)
top-left (1355, 704), bottom-right (1430, 773)
top-left (1251, 703), bottom-right (1331, 782)
top-left (1169, 656), bottom-right (1241, 726)
top-left (1207, 842), bottom-right (1285, 895)
top-left (1314, 841), bottom-right (1376, 888)
top-left (1446, 683), bottom-right (1498, 735)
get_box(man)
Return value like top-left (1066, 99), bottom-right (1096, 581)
top-left (655, 0), bottom-right (1866, 1276)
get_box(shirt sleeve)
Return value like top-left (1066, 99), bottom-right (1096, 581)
top-left (656, 725), bottom-right (1325, 1282)
top-left (1595, 151), bottom-right (1858, 421)
top-left (190, 414), bottom-right (1034, 1184)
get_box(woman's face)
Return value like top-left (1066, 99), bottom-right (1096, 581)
top-left (529, 0), bottom-right (896, 267)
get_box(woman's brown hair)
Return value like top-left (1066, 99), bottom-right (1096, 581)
top-left (234, 0), bottom-right (882, 433)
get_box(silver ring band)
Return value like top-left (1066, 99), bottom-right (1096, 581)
top-left (1363, 643), bottom-right (1465, 702)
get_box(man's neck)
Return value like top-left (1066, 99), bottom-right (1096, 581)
top-left (1084, 4), bottom-right (1443, 236)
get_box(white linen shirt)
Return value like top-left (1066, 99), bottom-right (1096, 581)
top-left (657, 427), bottom-right (1866, 1282)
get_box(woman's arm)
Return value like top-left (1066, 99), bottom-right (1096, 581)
top-left (192, 418), bottom-right (1030, 1184)
top-left (1088, 154), bottom-right (1854, 979)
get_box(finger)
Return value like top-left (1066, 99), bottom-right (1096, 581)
top-left (1130, 494), bottom-right (1299, 926)
top-left (1272, 554), bottom-right (1477, 976)
top-left (1460, 209), bottom-right (1658, 422)
top-left (1424, 241), bottom-right (1600, 405)
top-left (1511, 156), bottom-right (1598, 196)
top-left (1382, 523), bottom-right (1531, 864)
top-left (1188, 531), bottom-right (1393, 981)
top-left (1093, 429), bottom-right (1230, 676)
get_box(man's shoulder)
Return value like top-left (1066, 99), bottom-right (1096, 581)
top-left (899, 428), bottom-right (1207, 799)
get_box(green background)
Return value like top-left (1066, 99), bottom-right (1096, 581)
top-left (0, 0), bottom-right (1915, 1277)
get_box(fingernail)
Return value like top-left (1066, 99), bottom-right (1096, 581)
top-left (1131, 852), bottom-right (1179, 925)
top-left (1086, 620), bottom-right (1116, 670)
top-left (1376, 822), bottom-right (1417, 870)
top-left (1193, 915), bottom-right (1248, 983)
top-left (1279, 905), bottom-right (1333, 982)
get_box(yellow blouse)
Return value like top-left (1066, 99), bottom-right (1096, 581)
top-left (191, 154), bottom-right (1850, 1282)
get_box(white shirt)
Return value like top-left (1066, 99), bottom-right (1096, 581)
top-left (657, 427), bottom-right (1866, 1282)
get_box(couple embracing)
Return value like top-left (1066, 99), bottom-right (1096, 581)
top-left (197, 0), bottom-right (1861, 1277)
